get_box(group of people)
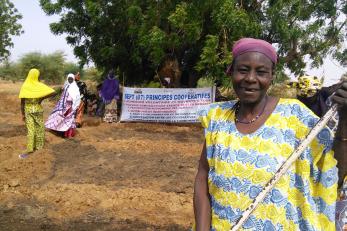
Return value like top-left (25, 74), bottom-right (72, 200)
top-left (18, 69), bottom-right (120, 158)
top-left (17, 37), bottom-right (347, 230)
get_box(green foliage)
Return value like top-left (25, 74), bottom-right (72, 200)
top-left (0, 60), bottom-right (21, 80)
top-left (334, 49), bottom-right (347, 67)
top-left (274, 73), bottom-right (290, 84)
top-left (268, 83), bottom-right (297, 99)
top-left (139, 26), bottom-right (167, 66)
top-left (0, 0), bottom-right (23, 61)
top-left (144, 81), bottom-right (161, 88)
top-left (18, 51), bottom-right (65, 84)
top-left (195, 34), bottom-right (232, 86)
top-left (168, 2), bottom-right (202, 42)
top-left (50, 86), bottom-right (63, 101)
top-left (63, 62), bottom-right (81, 77)
top-left (39, 0), bottom-right (347, 86)
top-left (196, 77), bottom-right (214, 88)
top-left (83, 67), bottom-right (103, 82)
top-left (0, 51), bottom-right (84, 84)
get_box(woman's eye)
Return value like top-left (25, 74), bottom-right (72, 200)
top-left (257, 71), bottom-right (269, 76)
top-left (238, 68), bottom-right (248, 73)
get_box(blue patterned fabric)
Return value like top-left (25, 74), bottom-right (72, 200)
top-left (197, 98), bottom-right (337, 231)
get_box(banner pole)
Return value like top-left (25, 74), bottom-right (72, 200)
top-left (118, 73), bottom-right (125, 123)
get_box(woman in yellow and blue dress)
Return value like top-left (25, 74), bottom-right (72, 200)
top-left (19, 68), bottom-right (55, 159)
top-left (193, 38), bottom-right (347, 230)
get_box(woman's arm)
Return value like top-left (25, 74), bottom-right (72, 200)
top-left (322, 81), bottom-right (344, 97)
top-left (332, 81), bottom-right (347, 186)
top-left (333, 106), bottom-right (347, 186)
top-left (194, 143), bottom-right (211, 231)
top-left (39, 92), bottom-right (58, 104)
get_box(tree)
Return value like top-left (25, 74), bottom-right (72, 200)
top-left (39, 0), bottom-right (347, 85)
top-left (0, 0), bottom-right (23, 61)
top-left (18, 51), bottom-right (66, 83)
top-left (0, 59), bottom-right (21, 80)
top-left (0, 51), bottom-right (77, 83)
top-left (63, 62), bottom-right (82, 77)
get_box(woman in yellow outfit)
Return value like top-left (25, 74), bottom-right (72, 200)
top-left (18, 69), bottom-right (55, 159)
top-left (193, 38), bottom-right (347, 231)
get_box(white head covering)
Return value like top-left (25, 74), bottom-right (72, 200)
top-left (64, 73), bottom-right (81, 111)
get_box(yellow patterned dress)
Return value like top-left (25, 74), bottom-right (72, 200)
top-left (198, 98), bottom-right (338, 231)
top-left (24, 98), bottom-right (44, 152)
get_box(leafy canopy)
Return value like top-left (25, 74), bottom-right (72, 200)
top-left (0, 0), bottom-right (23, 61)
top-left (39, 0), bottom-right (347, 85)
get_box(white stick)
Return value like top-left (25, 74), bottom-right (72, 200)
top-left (231, 104), bottom-right (339, 231)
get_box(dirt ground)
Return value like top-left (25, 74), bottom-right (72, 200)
top-left (0, 80), bottom-right (204, 231)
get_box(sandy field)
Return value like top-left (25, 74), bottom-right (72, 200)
top-left (0, 80), bottom-right (204, 230)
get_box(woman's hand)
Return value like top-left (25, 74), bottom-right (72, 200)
top-left (332, 80), bottom-right (347, 107)
top-left (332, 80), bottom-right (347, 187)
top-left (40, 92), bottom-right (58, 104)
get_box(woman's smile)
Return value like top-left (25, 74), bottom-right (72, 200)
top-left (242, 87), bottom-right (259, 93)
top-left (231, 52), bottom-right (274, 104)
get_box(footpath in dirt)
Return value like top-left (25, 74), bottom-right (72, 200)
top-left (0, 80), bottom-right (204, 230)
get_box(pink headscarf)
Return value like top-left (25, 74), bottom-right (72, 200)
top-left (226, 38), bottom-right (277, 74)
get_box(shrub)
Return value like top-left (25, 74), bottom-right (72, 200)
top-left (145, 81), bottom-right (161, 88)
top-left (196, 77), bottom-right (214, 88)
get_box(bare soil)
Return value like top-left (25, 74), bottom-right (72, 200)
top-left (0, 80), bottom-right (203, 230)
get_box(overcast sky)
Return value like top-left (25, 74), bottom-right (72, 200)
top-left (10, 0), bottom-right (76, 63)
top-left (9, 0), bottom-right (346, 86)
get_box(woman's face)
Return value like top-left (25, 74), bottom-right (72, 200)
top-left (68, 77), bottom-right (74, 83)
top-left (231, 52), bottom-right (274, 104)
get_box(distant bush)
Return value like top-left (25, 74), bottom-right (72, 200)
top-left (18, 51), bottom-right (66, 84)
top-left (83, 67), bottom-right (103, 81)
top-left (50, 86), bottom-right (63, 102)
top-left (0, 60), bottom-right (21, 80)
top-left (268, 83), bottom-right (297, 98)
top-left (0, 51), bottom-right (85, 84)
top-left (63, 62), bottom-right (82, 77)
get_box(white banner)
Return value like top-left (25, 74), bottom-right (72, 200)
top-left (120, 87), bottom-right (215, 123)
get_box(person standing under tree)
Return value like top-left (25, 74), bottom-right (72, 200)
top-left (19, 68), bottom-right (56, 159)
top-left (74, 72), bottom-right (88, 127)
top-left (290, 75), bottom-right (344, 134)
top-left (100, 70), bottom-right (120, 123)
top-left (295, 74), bottom-right (343, 118)
top-left (193, 38), bottom-right (347, 230)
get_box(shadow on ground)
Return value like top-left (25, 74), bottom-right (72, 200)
top-left (0, 204), bottom-right (186, 231)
